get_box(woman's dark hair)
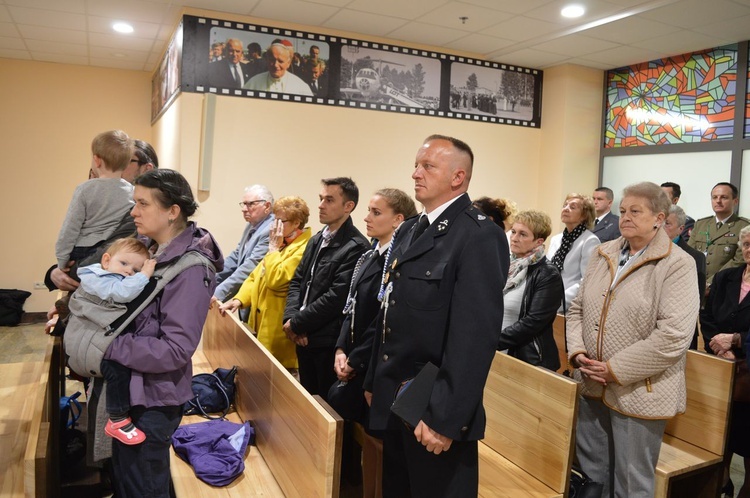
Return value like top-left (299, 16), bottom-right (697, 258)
top-left (133, 139), bottom-right (159, 168)
top-left (134, 169), bottom-right (198, 222)
top-left (472, 197), bottom-right (515, 228)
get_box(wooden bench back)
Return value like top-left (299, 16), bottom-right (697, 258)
top-left (552, 313), bottom-right (567, 374)
top-left (202, 308), bottom-right (342, 498)
top-left (665, 350), bottom-right (733, 456)
top-left (482, 352), bottom-right (579, 494)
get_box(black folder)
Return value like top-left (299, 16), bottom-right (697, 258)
top-left (390, 362), bottom-right (439, 428)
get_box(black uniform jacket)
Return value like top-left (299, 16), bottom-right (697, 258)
top-left (336, 249), bottom-right (385, 373)
top-left (498, 256), bottom-right (563, 371)
top-left (284, 216), bottom-right (369, 348)
top-left (364, 194), bottom-right (509, 441)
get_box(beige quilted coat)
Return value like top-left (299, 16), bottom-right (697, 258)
top-left (567, 228), bottom-right (699, 419)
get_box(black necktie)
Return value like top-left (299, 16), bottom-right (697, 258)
top-left (413, 215), bottom-right (429, 240)
top-left (595, 218), bottom-right (600, 225)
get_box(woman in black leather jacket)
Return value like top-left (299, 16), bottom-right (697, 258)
top-left (497, 210), bottom-right (564, 370)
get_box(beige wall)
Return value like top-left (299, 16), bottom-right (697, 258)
top-left (0, 58), bottom-right (152, 312)
top-left (161, 93), bottom-right (546, 262)
top-left (539, 64), bottom-right (604, 231)
top-left (1, 14), bottom-right (602, 313)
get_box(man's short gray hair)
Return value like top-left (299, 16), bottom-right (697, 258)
top-left (244, 184), bottom-right (274, 204)
top-left (668, 205), bottom-right (686, 227)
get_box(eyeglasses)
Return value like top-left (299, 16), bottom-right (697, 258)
top-left (239, 200), bottom-right (266, 209)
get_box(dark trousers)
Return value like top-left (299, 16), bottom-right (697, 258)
top-left (111, 404), bottom-right (182, 498)
top-left (101, 359), bottom-right (132, 416)
top-left (382, 416), bottom-right (478, 498)
top-left (296, 345), bottom-right (337, 401)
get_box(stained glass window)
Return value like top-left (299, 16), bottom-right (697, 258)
top-left (605, 45), bottom-right (737, 147)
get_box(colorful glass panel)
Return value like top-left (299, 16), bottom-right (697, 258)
top-left (605, 45), bottom-right (737, 147)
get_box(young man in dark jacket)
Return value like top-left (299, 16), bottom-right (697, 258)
top-left (283, 177), bottom-right (369, 399)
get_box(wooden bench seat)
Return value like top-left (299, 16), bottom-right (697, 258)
top-left (170, 308), bottom-right (342, 498)
top-left (479, 351), bottom-right (579, 498)
top-left (553, 319), bottom-right (734, 498)
top-left (1, 335), bottom-right (62, 498)
top-left (654, 350), bottom-right (733, 498)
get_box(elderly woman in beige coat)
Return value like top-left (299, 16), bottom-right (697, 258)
top-left (567, 182), bottom-right (699, 498)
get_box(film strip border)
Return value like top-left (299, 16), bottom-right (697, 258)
top-left (191, 16), bottom-right (542, 128)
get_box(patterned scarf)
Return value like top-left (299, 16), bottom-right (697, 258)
top-left (504, 245), bottom-right (545, 294)
top-left (551, 223), bottom-right (587, 272)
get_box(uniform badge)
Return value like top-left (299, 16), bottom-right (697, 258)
top-left (438, 220), bottom-right (449, 231)
top-left (391, 258), bottom-right (398, 269)
top-left (477, 214), bottom-right (486, 220)
top-left (724, 246), bottom-right (732, 253)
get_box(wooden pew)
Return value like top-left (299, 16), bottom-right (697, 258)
top-left (170, 307), bottom-right (343, 498)
top-left (654, 350), bottom-right (733, 498)
top-left (553, 328), bottom-right (734, 498)
top-left (1, 335), bottom-right (62, 498)
top-left (552, 313), bottom-right (568, 375)
top-left (479, 351), bottom-right (580, 497)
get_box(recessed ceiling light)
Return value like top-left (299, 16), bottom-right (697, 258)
top-left (112, 52), bottom-right (127, 58)
top-left (561, 4), bottom-right (585, 18)
top-left (112, 22), bottom-right (134, 34)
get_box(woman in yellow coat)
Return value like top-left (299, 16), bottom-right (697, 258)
top-left (220, 196), bottom-right (311, 368)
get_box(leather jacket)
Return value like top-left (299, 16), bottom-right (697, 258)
top-left (498, 256), bottom-right (563, 370)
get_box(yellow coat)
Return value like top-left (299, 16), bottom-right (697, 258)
top-left (234, 228), bottom-right (311, 368)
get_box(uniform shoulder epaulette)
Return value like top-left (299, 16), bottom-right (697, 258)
top-left (466, 205), bottom-right (488, 226)
top-left (737, 216), bottom-right (750, 223)
top-left (695, 215), bottom-right (714, 222)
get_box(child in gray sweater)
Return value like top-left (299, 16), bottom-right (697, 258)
top-left (55, 130), bottom-right (136, 272)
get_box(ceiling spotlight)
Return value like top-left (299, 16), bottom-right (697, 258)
top-left (459, 16), bottom-right (469, 24)
top-left (112, 22), bottom-right (134, 34)
top-left (561, 5), bottom-right (585, 18)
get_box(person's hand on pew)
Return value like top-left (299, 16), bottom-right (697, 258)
top-left (414, 420), bottom-right (453, 455)
top-left (283, 320), bottom-right (308, 346)
top-left (577, 355), bottom-right (615, 385)
top-left (709, 333), bottom-right (735, 355)
top-left (44, 308), bottom-right (58, 335)
top-left (334, 349), bottom-right (355, 381)
top-left (217, 298), bottom-right (241, 316)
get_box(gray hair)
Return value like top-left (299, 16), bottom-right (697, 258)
top-left (668, 205), bottom-right (686, 227)
top-left (739, 225), bottom-right (750, 245)
top-left (244, 184), bottom-right (274, 204)
top-left (621, 182), bottom-right (671, 217)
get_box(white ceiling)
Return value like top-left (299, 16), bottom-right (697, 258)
top-left (1, 0), bottom-right (749, 72)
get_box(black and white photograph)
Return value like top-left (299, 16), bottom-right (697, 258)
top-left (206, 27), bottom-right (330, 97)
top-left (151, 23), bottom-right (182, 122)
top-left (449, 62), bottom-right (535, 121)
top-left (339, 45), bottom-right (440, 109)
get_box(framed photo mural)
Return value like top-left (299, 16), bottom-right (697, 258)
top-left (169, 15), bottom-right (543, 127)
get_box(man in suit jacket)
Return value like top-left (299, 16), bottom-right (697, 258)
top-left (208, 39), bottom-right (253, 89)
top-left (283, 177), bottom-right (369, 399)
top-left (308, 61), bottom-right (328, 97)
top-left (363, 135), bottom-right (509, 497)
top-left (688, 182), bottom-right (750, 288)
top-left (212, 185), bottom-right (274, 321)
top-left (665, 205), bottom-right (706, 349)
top-left (592, 187), bottom-right (621, 242)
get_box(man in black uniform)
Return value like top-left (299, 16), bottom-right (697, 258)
top-left (364, 135), bottom-right (509, 497)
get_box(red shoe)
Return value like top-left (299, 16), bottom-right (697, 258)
top-left (104, 418), bottom-right (146, 445)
